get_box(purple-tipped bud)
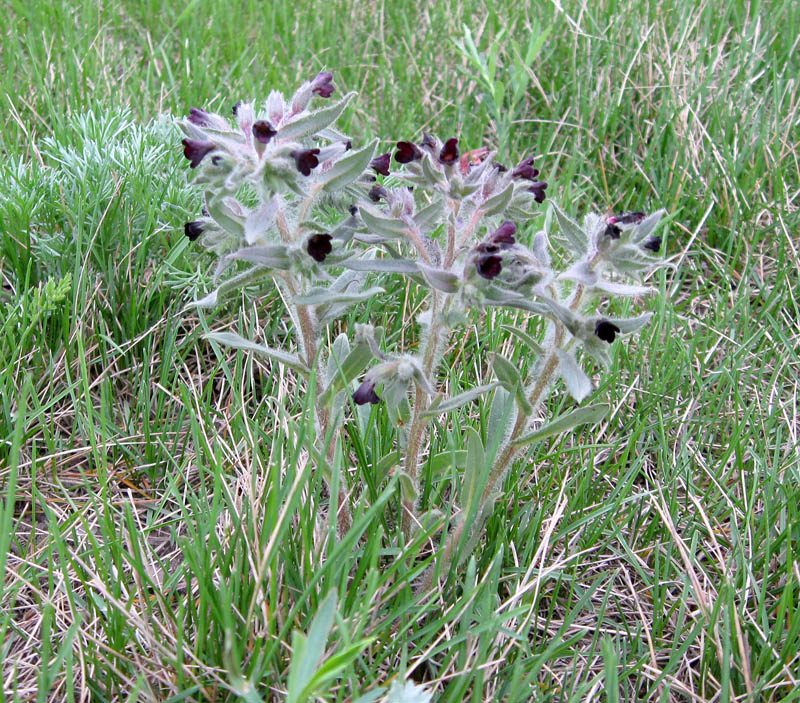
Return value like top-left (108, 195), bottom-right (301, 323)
top-left (232, 101), bottom-right (242, 115)
top-left (595, 319), bottom-right (621, 343)
top-left (310, 71), bottom-right (335, 98)
top-left (252, 120), bottom-right (277, 144)
top-left (420, 133), bottom-right (437, 150)
top-left (368, 185), bottom-right (388, 202)
top-left (490, 221), bottom-right (516, 248)
top-left (512, 157), bottom-right (539, 180)
top-left (476, 254), bottom-right (503, 280)
top-left (188, 108), bottom-right (212, 127)
top-left (371, 153), bottom-right (391, 176)
top-left (494, 163), bottom-right (508, 173)
top-left (438, 137), bottom-right (459, 166)
top-left (353, 379), bottom-right (381, 405)
top-left (184, 221), bottom-right (204, 241)
top-left (292, 148), bottom-right (321, 176)
top-left (527, 181), bottom-right (548, 203)
top-left (182, 139), bottom-right (215, 168)
top-left (348, 205), bottom-right (358, 216)
top-left (307, 233), bottom-right (332, 262)
top-left (607, 211), bottom-right (646, 226)
top-left (604, 224), bottom-right (621, 239)
top-left (395, 141), bottom-right (422, 164)
top-left (642, 236), bottom-right (662, 253)
top-left (344, 140), bottom-right (352, 151)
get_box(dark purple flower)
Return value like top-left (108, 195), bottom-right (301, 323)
top-left (490, 221), bottom-right (516, 248)
top-left (395, 141), bottom-right (422, 164)
top-left (252, 120), bottom-right (277, 144)
top-left (310, 71), bottom-right (335, 98)
top-left (371, 153), bottom-right (391, 177)
top-left (476, 254), bottom-right (503, 280)
top-left (307, 233), bottom-right (332, 262)
top-left (232, 101), bottom-right (242, 115)
top-left (527, 181), bottom-right (548, 203)
top-left (604, 223), bottom-right (621, 239)
top-left (607, 211), bottom-right (646, 226)
top-left (438, 137), bottom-right (459, 166)
top-left (184, 221), bottom-right (204, 241)
top-left (512, 157), bottom-right (539, 180)
top-left (348, 205), bottom-right (359, 216)
top-left (188, 108), bottom-right (212, 127)
top-left (353, 379), bottom-right (381, 405)
top-left (642, 236), bottom-right (662, 253)
top-left (344, 140), bottom-right (352, 151)
top-left (292, 148), bottom-right (321, 176)
top-left (182, 139), bottom-right (215, 168)
top-left (595, 319), bottom-right (621, 343)
top-left (494, 163), bottom-right (508, 173)
top-left (368, 185), bottom-right (388, 202)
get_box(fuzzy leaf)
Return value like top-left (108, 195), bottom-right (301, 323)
top-left (551, 201), bottom-right (588, 258)
top-left (321, 139), bottom-right (378, 192)
top-left (189, 267), bottom-right (275, 308)
top-left (342, 257), bottom-right (419, 274)
top-left (359, 207), bottom-right (409, 239)
top-left (227, 245), bottom-right (291, 269)
top-left (513, 403), bottom-right (609, 447)
top-left (413, 199), bottom-right (444, 231)
top-left (422, 383), bottom-right (500, 417)
top-left (384, 680), bottom-right (434, 703)
top-left (610, 312), bottom-right (654, 334)
top-left (493, 353), bottom-right (533, 415)
top-left (591, 279), bottom-right (656, 296)
top-left (501, 325), bottom-right (544, 356)
top-left (244, 198), bottom-right (278, 244)
top-left (417, 263), bottom-right (460, 293)
top-left (295, 286), bottom-right (384, 306)
top-left (286, 590), bottom-right (338, 703)
top-left (557, 349), bottom-right (592, 401)
top-left (205, 332), bottom-right (309, 375)
top-left (482, 181), bottom-right (514, 216)
top-left (279, 92), bottom-right (355, 141)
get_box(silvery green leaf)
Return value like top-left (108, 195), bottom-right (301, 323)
top-left (497, 299), bottom-right (552, 317)
top-left (559, 260), bottom-right (598, 286)
top-left (607, 245), bottom-right (653, 278)
top-left (228, 245), bottom-right (291, 269)
top-left (321, 340), bottom-right (374, 405)
top-left (278, 91), bottom-right (355, 141)
top-left (611, 312), bottom-right (653, 334)
top-left (295, 285), bottom-right (384, 306)
top-left (321, 139), bottom-right (378, 192)
top-left (417, 263), bottom-right (460, 293)
top-left (342, 258), bottom-right (419, 274)
top-left (632, 209), bottom-right (666, 243)
top-left (384, 679), bottom-right (434, 703)
top-left (551, 201), bottom-right (589, 258)
top-left (353, 232), bottom-right (391, 244)
top-left (557, 349), bottom-right (592, 401)
top-left (207, 197), bottom-right (246, 237)
top-left (460, 427), bottom-right (486, 511)
top-left (421, 152), bottom-right (445, 184)
top-left (532, 230), bottom-right (551, 267)
top-left (513, 403), bottom-right (608, 447)
top-left (591, 279), bottom-right (656, 296)
top-left (205, 332), bottom-right (309, 375)
top-left (326, 333), bottom-right (350, 383)
top-left (463, 149), bottom-right (496, 183)
top-left (375, 451), bottom-right (401, 480)
top-left (397, 470), bottom-right (419, 502)
top-left (285, 590), bottom-right (337, 703)
top-left (582, 337), bottom-right (612, 369)
top-left (244, 197), bottom-right (279, 244)
top-left (413, 199), bottom-right (444, 231)
top-left (542, 297), bottom-right (582, 334)
top-left (485, 386), bottom-right (517, 466)
top-left (493, 354), bottom-right (533, 416)
top-left (329, 214), bottom-right (359, 242)
top-left (501, 325), bottom-right (543, 356)
top-left (359, 207), bottom-right (409, 239)
top-left (421, 383), bottom-right (500, 417)
top-left (481, 181), bottom-right (514, 216)
top-left (428, 451), bottom-right (468, 473)
top-left (188, 267), bottom-right (275, 308)
top-left (482, 284), bottom-right (525, 304)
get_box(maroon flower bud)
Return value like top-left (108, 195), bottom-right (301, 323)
top-left (292, 148), bottom-right (321, 176)
top-left (395, 141), bottom-right (422, 164)
top-left (344, 140), bottom-right (352, 151)
top-left (420, 133), bottom-right (437, 150)
top-left (476, 254), bottom-right (503, 280)
top-left (371, 153), bottom-right (391, 176)
top-left (348, 205), bottom-right (359, 216)
top-left (595, 320), bottom-right (621, 343)
top-left (182, 139), bottom-right (215, 168)
top-left (490, 220), bottom-right (516, 248)
top-left (438, 137), bottom-right (459, 166)
top-left (232, 101), bottom-right (242, 115)
top-left (184, 221), bottom-right (204, 241)
top-left (368, 185), bottom-right (388, 202)
top-left (353, 379), bottom-right (381, 405)
top-left (607, 211), bottom-right (645, 226)
top-left (642, 236), bottom-right (662, 253)
top-left (310, 71), bottom-right (335, 98)
top-left (494, 163), bottom-right (508, 173)
top-left (307, 233), bottom-right (332, 262)
top-left (512, 157), bottom-right (539, 180)
top-left (604, 223), bottom-right (621, 239)
top-left (252, 120), bottom-right (277, 144)
top-left (527, 181), bottom-right (548, 203)
top-left (188, 108), bottom-right (212, 127)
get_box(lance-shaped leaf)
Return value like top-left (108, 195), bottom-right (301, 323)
top-left (413, 199), bottom-right (444, 231)
top-left (359, 207), bottom-right (409, 239)
top-left (227, 244), bottom-right (292, 269)
top-left (320, 339), bottom-right (375, 406)
top-left (244, 197), bottom-right (279, 244)
top-left (417, 263), bottom-right (460, 293)
top-left (501, 325), bottom-right (544, 356)
top-left (513, 403), bottom-right (609, 447)
top-left (551, 201), bottom-right (588, 259)
top-left (631, 209), bottom-right (666, 243)
top-left (188, 266), bottom-right (275, 308)
top-left (321, 139), bottom-right (378, 192)
top-left (557, 349), bottom-right (592, 402)
top-left (609, 312), bottom-right (653, 334)
top-left (428, 450), bottom-right (468, 473)
top-left (342, 257), bottom-right (419, 274)
top-left (397, 470), bottom-right (419, 502)
top-left (205, 331), bottom-right (309, 375)
top-left (207, 197), bottom-right (246, 238)
top-left (279, 91), bottom-right (355, 141)
top-left (492, 354), bottom-right (533, 415)
top-left (294, 285), bottom-right (384, 306)
top-left (422, 382), bottom-right (500, 417)
top-left (591, 279), bottom-right (656, 297)
top-left (421, 152), bottom-right (446, 184)
top-left (460, 427), bottom-right (487, 514)
top-left (481, 181), bottom-right (514, 217)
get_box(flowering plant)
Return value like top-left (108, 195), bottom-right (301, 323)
top-left (177, 71), bottom-right (669, 582)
